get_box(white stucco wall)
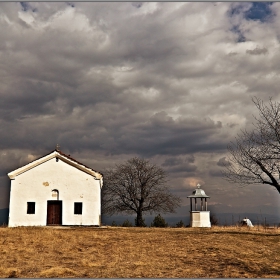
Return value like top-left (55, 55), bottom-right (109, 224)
top-left (190, 211), bottom-right (211, 227)
top-left (8, 157), bottom-right (102, 227)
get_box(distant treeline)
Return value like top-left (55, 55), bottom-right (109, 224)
top-left (102, 212), bottom-right (280, 227)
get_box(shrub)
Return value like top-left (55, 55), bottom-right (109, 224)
top-left (111, 220), bottom-right (118, 226)
top-left (210, 214), bottom-right (218, 226)
top-left (122, 219), bottom-right (133, 227)
top-left (175, 220), bottom-right (184, 228)
top-left (151, 214), bottom-right (168, 227)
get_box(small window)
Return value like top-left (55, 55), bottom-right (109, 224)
top-left (27, 202), bottom-right (35, 214)
top-left (51, 189), bottom-right (59, 200)
top-left (74, 202), bottom-right (83, 215)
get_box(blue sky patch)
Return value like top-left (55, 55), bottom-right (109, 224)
top-left (230, 25), bottom-right (246, 43)
top-left (20, 2), bottom-right (37, 13)
top-left (229, 2), bottom-right (274, 22)
top-left (228, 2), bottom-right (274, 42)
top-left (20, 2), bottom-right (29, 12)
top-left (245, 2), bottom-right (273, 22)
top-left (66, 2), bottom-right (75, 8)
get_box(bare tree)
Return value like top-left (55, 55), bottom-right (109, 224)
top-left (224, 97), bottom-right (280, 193)
top-left (101, 157), bottom-right (181, 226)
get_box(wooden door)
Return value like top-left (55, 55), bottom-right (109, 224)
top-left (47, 201), bottom-right (62, 225)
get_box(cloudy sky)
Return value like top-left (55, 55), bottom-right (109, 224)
top-left (1, 2), bottom-right (280, 222)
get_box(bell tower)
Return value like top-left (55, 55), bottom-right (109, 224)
top-left (187, 184), bottom-right (211, 227)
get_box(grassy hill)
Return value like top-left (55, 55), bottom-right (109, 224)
top-left (0, 226), bottom-right (279, 278)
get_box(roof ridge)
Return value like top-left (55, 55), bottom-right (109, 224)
top-left (55, 150), bottom-right (102, 177)
top-left (8, 149), bottom-right (103, 179)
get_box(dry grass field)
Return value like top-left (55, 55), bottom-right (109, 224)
top-left (0, 226), bottom-right (279, 278)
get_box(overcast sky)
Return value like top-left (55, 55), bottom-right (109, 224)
top-left (1, 2), bottom-right (280, 221)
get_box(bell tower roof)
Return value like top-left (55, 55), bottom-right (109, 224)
top-left (187, 184), bottom-right (210, 198)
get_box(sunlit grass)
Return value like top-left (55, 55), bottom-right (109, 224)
top-left (0, 225), bottom-right (279, 278)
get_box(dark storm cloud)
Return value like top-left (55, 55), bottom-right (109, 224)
top-left (246, 47), bottom-right (268, 55)
top-left (0, 2), bottom-right (280, 217)
top-left (114, 112), bottom-right (226, 157)
top-left (209, 168), bottom-right (223, 178)
top-left (162, 155), bottom-right (195, 167)
top-left (161, 155), bottom-right (197, 174)
top-left (217, 157), bottom-right (231, 167)
top-left (0, 2), bottom-right (272, 154)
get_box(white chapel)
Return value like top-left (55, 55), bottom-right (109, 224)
top-left (8, 148), bottom-right (103, 227)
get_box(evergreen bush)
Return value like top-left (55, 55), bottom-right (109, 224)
top-left (175, 220), bottom-right (184, 228)
top-left (122, 219), bottom-right (133, 227)
top-left (151, 214), bottom-right (168, 227)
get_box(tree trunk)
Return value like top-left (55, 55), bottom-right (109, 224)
top-left (135, 209), bottom-right (145, 227)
